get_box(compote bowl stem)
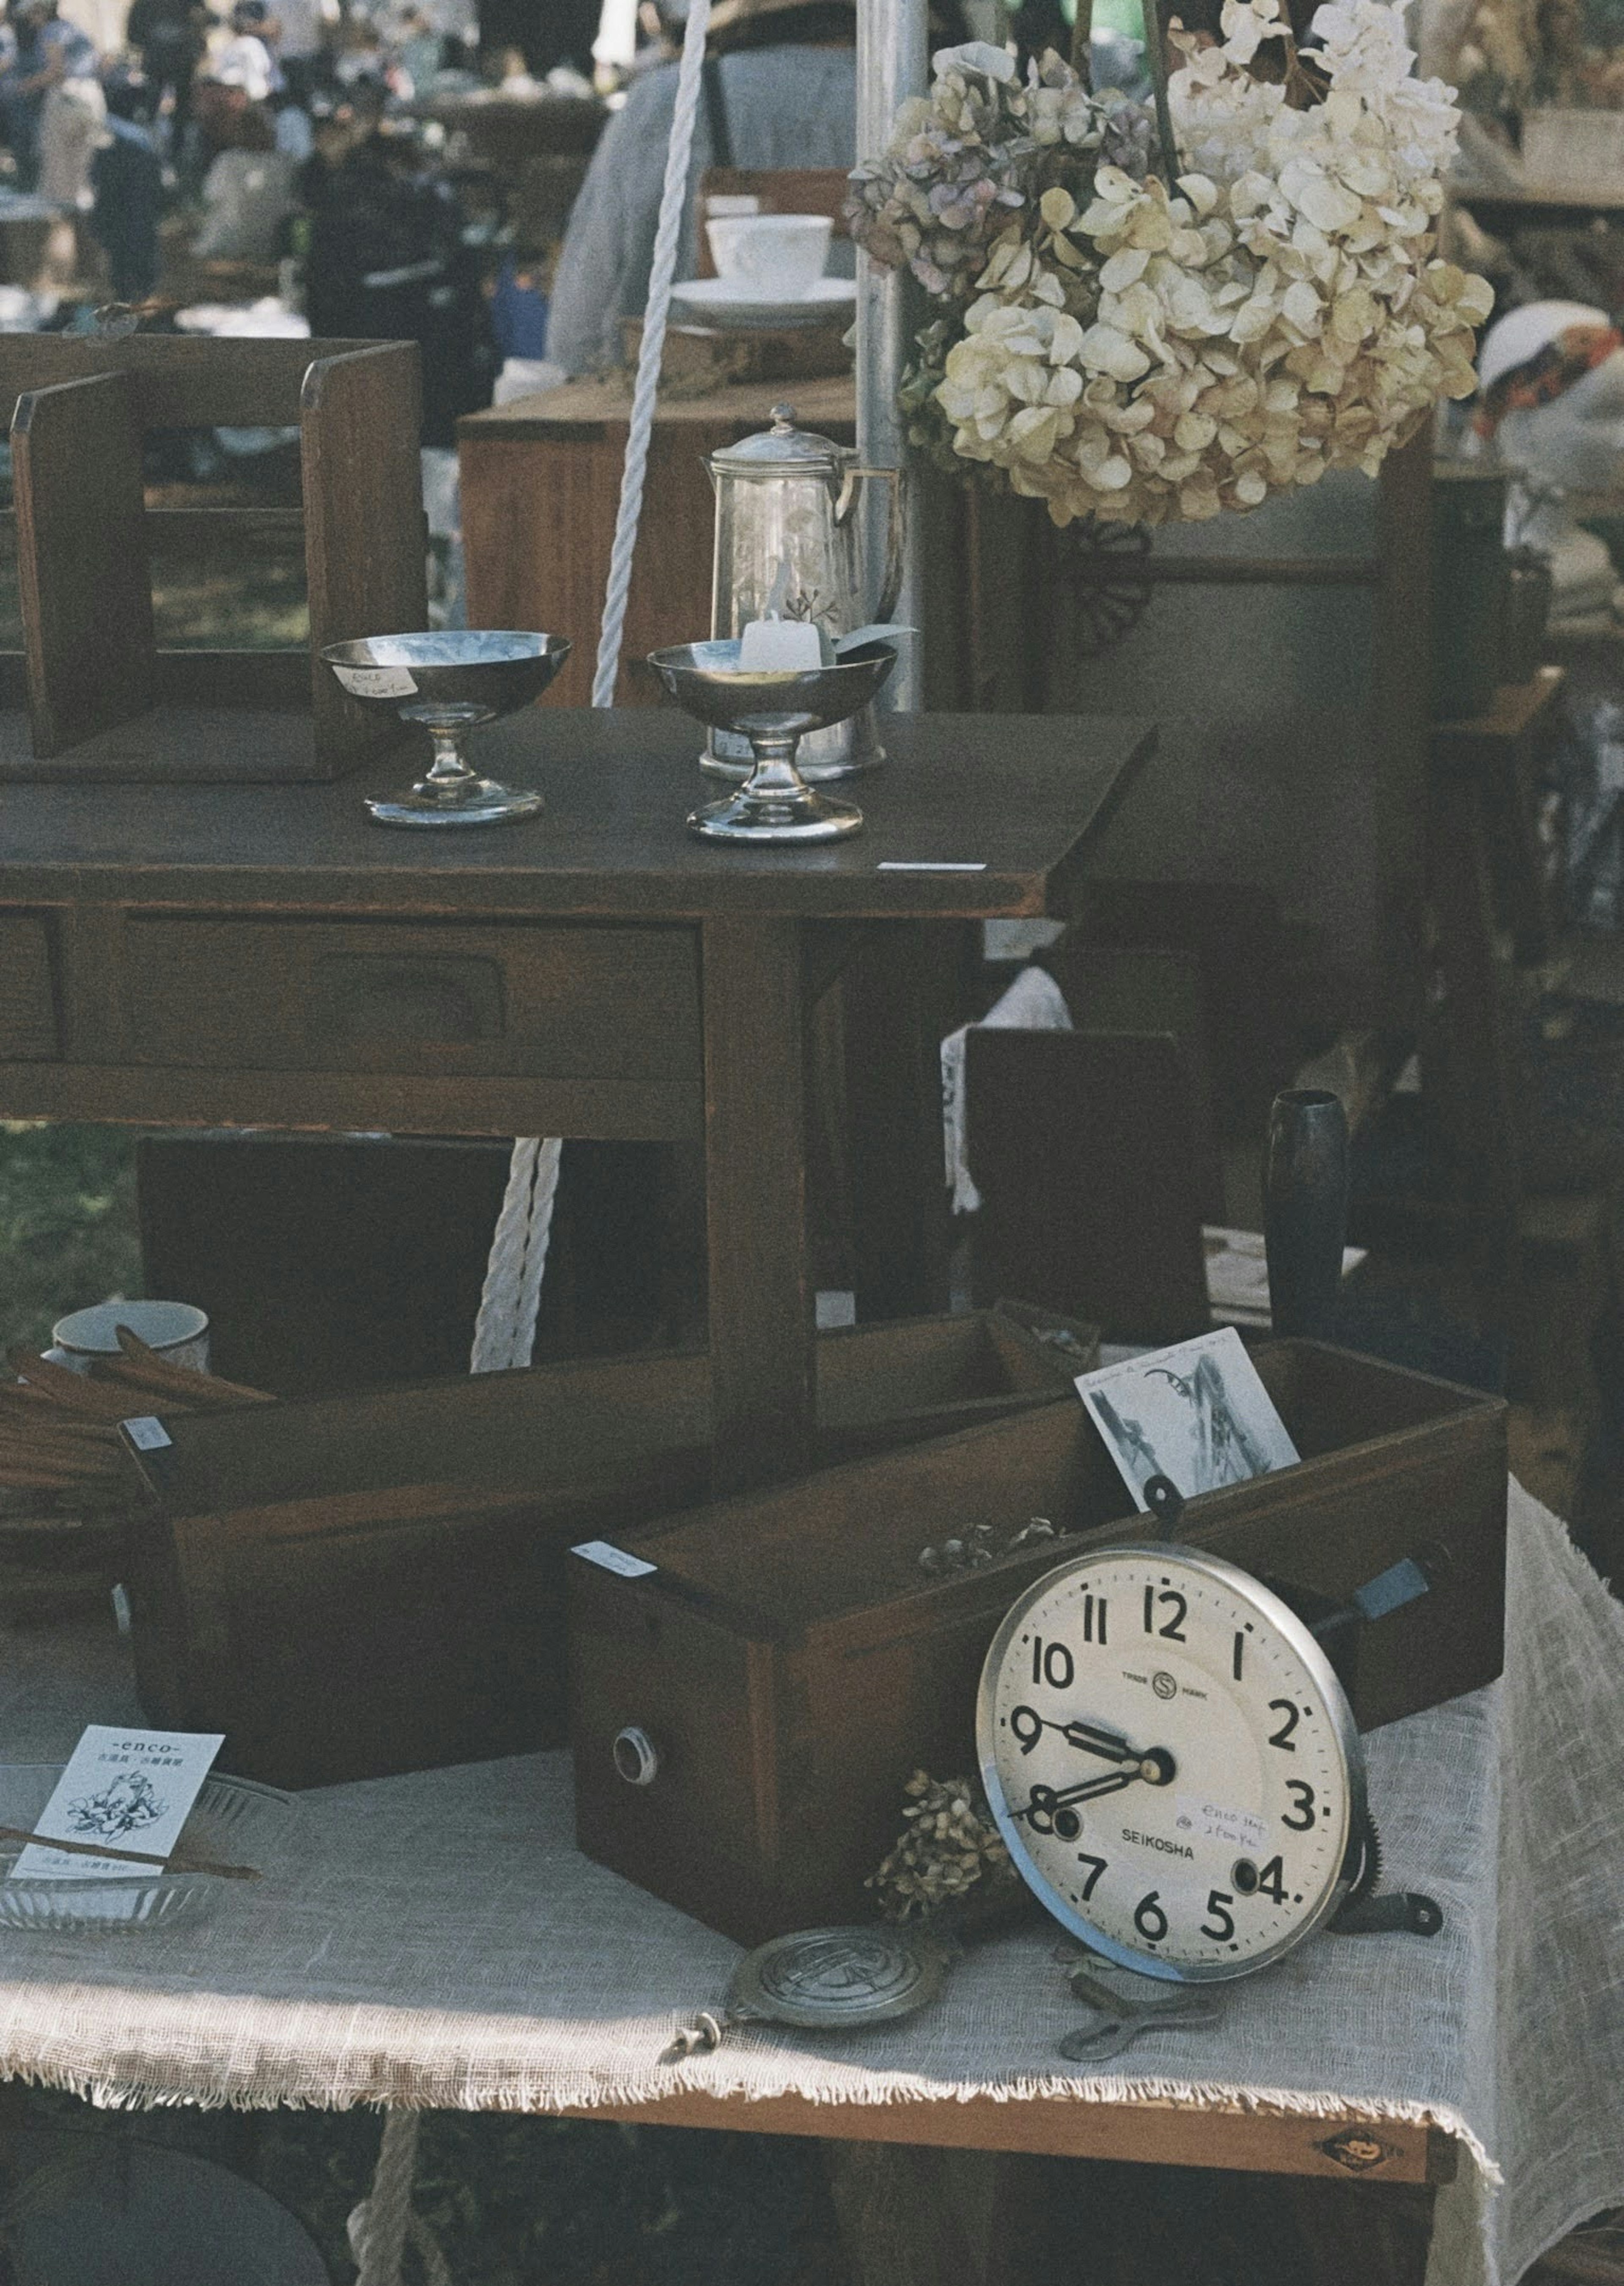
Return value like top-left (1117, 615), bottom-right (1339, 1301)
top-left (742, 730), bottom-right (811, 804)
top-left (424, 721), bottom-right (486, 798)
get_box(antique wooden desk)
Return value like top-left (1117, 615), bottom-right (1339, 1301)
top-left (0, 704), bottom-right (1152, 1489)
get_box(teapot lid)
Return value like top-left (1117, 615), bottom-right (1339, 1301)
top-left (710, 403), bottom-right (850, 475)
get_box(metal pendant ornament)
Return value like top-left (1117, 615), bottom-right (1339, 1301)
top-left (664, 1923), bottom-right (950, 2060)
top-left (978, 1542), bottom-right (1371, 1983)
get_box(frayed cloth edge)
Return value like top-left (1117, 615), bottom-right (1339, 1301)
top-left (0, 2049), bottom-right (1500, 2183)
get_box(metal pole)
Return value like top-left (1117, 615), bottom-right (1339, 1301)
top-left (856, 0), bottom-right (927, 710)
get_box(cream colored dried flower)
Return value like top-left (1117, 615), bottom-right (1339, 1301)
top-left (926, 0), bottom-right (1492, 526)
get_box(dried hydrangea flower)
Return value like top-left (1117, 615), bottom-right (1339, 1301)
top-left (868, 1770), bottom-right (1014, 1921)
top-left (915, 0), bottom-right (1492, 527)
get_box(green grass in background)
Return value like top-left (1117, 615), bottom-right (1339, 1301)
top-left (0, 1124), bottom-right (142, 1354)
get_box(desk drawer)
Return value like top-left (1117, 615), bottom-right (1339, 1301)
top-left (122, 918), bottom-right (700, 1080)
top-left (0, 914), bottom-right (59, 1059)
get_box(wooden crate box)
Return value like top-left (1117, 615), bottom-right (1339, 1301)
top-left (121, 1305), bottom-right (1097, 1788)
top-left (568, 1340), bottom-right (1507, 1945)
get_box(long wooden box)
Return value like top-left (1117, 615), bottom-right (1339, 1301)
top-left (122, 1304), bottom-right (1096, 1788)
top-left (568, 1341), bottom-right (1507, 1945)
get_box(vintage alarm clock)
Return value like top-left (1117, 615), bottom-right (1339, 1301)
top-left (979, 1539), bottom-right (1394, 1982)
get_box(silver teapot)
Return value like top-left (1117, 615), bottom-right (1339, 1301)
top-left (703, 403), bottom-right (904, 780)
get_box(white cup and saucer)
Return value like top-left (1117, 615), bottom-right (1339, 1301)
top-left (42, 1299), bottom-right (211, 1375)
top-left (672, 213), bottom-right (855, 331)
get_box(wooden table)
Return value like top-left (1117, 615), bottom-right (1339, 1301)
top-left (0, 704), bottom-right (1151, 1490)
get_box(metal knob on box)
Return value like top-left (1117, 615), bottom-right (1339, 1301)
top-left (612, 1726), bottom-right (660, 1787)
top-left (703, 403), bottom-right (903, 783)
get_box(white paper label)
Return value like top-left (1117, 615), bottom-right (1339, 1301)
top-left (1175, 1794), bottom-right (1267, 1856)
top-left (11, 1724), bottom-right (224, 1883)
top-left (122, 1415), bottom-right (171, 1451)
top-left (339, 663), bottom-right (417, 699)
top-left (571, 1540), bottom-right (657, 1579)
top-left (876, 861), bottom-right (988, 873)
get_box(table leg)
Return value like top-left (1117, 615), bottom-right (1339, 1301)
top-left (702, 916), bottom-right (814, 1494)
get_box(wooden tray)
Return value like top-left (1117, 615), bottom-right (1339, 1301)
top-left (568, 1340), bottom-right (1507, 1944)
top-left (120, 1304), bottom-right (1097, 1788)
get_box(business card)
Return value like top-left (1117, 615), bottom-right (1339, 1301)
top-left (11, 1724), bottom-right (225, 1882)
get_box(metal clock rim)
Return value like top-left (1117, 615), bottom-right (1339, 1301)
top-left (976, 1540), bottom-right (1369, 1985)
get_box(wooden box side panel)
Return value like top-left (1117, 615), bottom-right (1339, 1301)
top-left (570, 1563), bottom-right (786, 1942)
top-left (1253, 1340), bottom-right (1486, 1455)
top-left (12, 370), bottom-right (155, 757)
top-left (131, 1455), bottom-right (719, 1790)
top-left (784, 1590), bottom-right (1031, 1932)
top-left (163, 1490), bottom-right (557, 1787)
top-left (134, 1349), bottom-right (713, 1517)
top-left (302, 342), bottom-right (428, 767)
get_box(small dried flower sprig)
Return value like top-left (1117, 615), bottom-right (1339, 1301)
top-left (869, 1770), bottom-right (1017, 1923)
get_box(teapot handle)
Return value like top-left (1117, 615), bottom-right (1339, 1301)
top-left (837, 465), bottom-right (908, 624)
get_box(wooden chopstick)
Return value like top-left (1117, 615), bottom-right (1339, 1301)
top-left (5, 1352), bottom-right (152, 1420)
top-left (0, 1823), bottom-right (260, 1880)
top-left (104, 1329), bottom-right (273, 1406)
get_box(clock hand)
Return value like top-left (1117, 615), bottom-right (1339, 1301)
top-left (1058, 1722), bottom-right (1177, 1784)
top-left (1009, 1705), bottom-right (1175, 1784)
top-left (1016, 1749), bottom-right (1180, 1837)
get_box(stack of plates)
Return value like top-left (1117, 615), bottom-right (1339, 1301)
top-left (669, 277), bottom-right (856, 331)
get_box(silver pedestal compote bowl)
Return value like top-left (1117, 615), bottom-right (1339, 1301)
top-left (647, 639), bottom-right (897, 844)
top-left (321, 631), bottom-right (573, 827)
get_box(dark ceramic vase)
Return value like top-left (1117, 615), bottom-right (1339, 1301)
top-left (1264, 1088), bottom-right (1350, 1340)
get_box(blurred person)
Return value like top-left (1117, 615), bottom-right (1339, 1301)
top-left (193, 93), bottom-right (295, 256)
top-left (546, 0), bottom-right (860, 376)
top-left (300, 110), bottom-right (494, 439)
top-left (124, 0), bottom-right (206, 153)
top-left (91, 69), bottom-right (163, 295)
top-left (212, 0), bottom-right (280, 100)
top-left (267, 0), bottom-right (334, 105)
top-left (393, 5), bottom-right (445, 94)
top-left (0, 0), bottom-right (98, 192)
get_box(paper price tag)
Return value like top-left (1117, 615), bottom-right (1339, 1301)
top-left (1176, 1795), bottom-right (1267, 1856)
top-left (572, 1540), bottom-right (657, 1579)
top-left (122, 1416), bottom-right (172, 1451)
top-left (337, 663), bottom-right (417, 699)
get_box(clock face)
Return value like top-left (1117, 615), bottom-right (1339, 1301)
top-left (978, 1543), bottom-right (1365, 1983)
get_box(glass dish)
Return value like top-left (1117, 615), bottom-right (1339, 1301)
top-left (0, 1764), bottom-right (294, 1932)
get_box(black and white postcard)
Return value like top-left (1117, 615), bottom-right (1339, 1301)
top-left (1075, 1328), bottom-right (1300, 1511)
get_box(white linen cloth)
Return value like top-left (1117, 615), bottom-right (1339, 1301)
top-left (941, 962), bottom-right (1073, 1213)
top-left (0, 1483), bottom-right (1620, 2286)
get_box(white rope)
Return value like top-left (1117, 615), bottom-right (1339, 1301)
top-left (471, 0), bottom-right (711, 1375)
top-left (469, 1137), bottom-right (563, 1373)
top-left (348, 2111), bottom-right (454, 2286)
top-left (591, 0), bottom-right (714, 707)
